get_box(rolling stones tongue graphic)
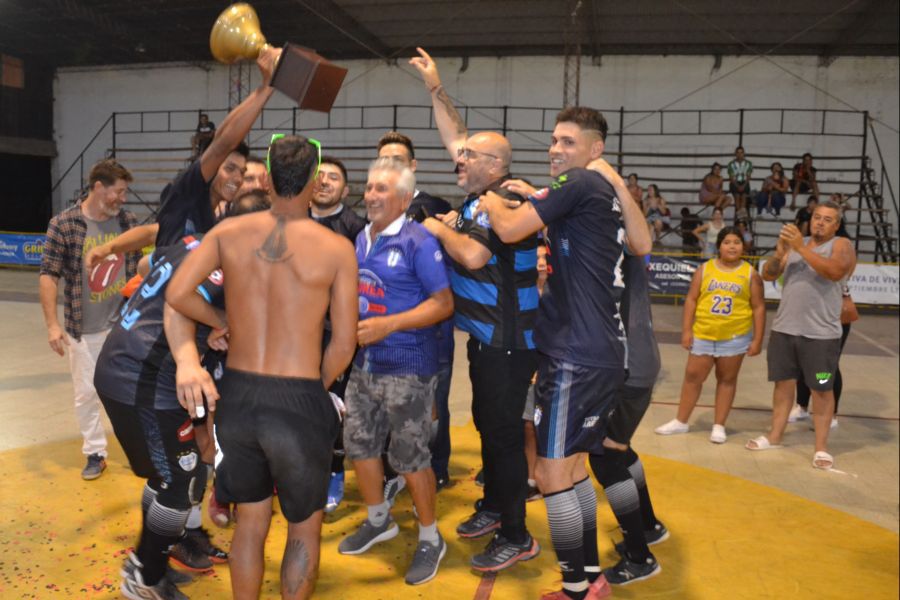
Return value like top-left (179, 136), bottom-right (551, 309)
top-left (89, 254), bottom-right (125, 293)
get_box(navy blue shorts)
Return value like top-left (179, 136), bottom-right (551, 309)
top-left (534, 355), bottom-right (624, 459)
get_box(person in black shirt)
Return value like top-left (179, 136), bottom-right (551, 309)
top-left (795, 195), bottom-right (818, 236)
top-left (310, 156), bottom-right (367, 240)
top-left (377, 130), bottom-right (453, 221)
top-left (679, 207), bottom-right (703, 254)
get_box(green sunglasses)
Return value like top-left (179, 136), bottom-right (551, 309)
top-left (266, 133), bottom-right (322, 180)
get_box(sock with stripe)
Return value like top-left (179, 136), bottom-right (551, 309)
top-left (624, 448), bottom-right (660, 531)
top-left (138, 499), bottom-right (190, 585)
top-left (573, 476), bottom-right (601, 583)
top-left (544, 487), bottom-right (588, 599)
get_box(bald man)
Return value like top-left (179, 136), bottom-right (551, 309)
top-left (410, 48), bottom-right (541, 573)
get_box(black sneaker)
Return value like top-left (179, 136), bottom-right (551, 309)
top-left (168, 534), bottom-right (213, 572)
top-left (456, 510), bottom-right (501, 539)
top-left (614, 521), bottom-right (669, 556)
top-left (474, 469), bottom-right (485, 487)
top-left (184, 527), bottom-right (228, 563)
top-left (603, 554), bottom-right (661, 586)
top-left (121, 552), bottom-right (189, 600)
top-left (470, 532), bottom-right (540, 572)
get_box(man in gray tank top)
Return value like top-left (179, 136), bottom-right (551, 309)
top-left (748, 200), bottom-right (855, 470)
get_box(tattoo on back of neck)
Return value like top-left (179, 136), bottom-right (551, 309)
top-left (256, 215), bottom-right (293, 263)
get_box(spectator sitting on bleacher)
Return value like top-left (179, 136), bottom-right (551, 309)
top-left (694, 207), bottom-right (726, 258)
top-left (627, 173), bottom-right (644, 211)
top-left (735, 218), bottom-right (754, 254)
top-left (790, 152), bottom-right (819, 211)
top-left (679, 207), bottom-right (703, 254)
top-left (191, 113), bottom-right (216, 158)
top-left (699, 163), bottom-right (732, 210)
top-left (755, 162), bottom-right (789, 217)
top-left (644, 184), bottom-right (672, 243)
top-left (795, 196), bottom-right (817, 236)
top-left (727, 146), bottom-right (753, 217)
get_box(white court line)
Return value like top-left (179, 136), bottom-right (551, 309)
top-left (850, 327), bottom-right (899, 358)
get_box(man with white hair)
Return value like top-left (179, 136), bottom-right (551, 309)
top-left (339, 157), bottom-right (454, 586)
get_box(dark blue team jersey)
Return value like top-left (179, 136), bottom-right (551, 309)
top-left (529, 168), bottom-right (626, 369)
top-left (94, 234), bottom-right (224, 410)
top-left (354, 218), bottom-right (450, 376)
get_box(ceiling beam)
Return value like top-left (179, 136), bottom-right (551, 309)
top-left (290, 0), bottom-right (393, 61)
top-left (818, 0), bottom-right (879, 65)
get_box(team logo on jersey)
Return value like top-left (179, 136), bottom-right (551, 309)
top-left (358, 269), bottom-right (387, 314)
top-left (476, 210), bottom-right (490, 229)
top-left (178, 451), bottom-right (198, 472)
top-left (387, 249), bottom-right (402, 267)
top-left (434, 250), bottom-right (443, 263)
top-left (583, 416), bottom-right (600, 428)
top-left (207, 269), bottom-right (224, 286)
top-left (184, 236), bottom-right (200, 251)
top-left (534, 405), bottom-right (542, 426)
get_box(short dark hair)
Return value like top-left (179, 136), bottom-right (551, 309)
top-left (320, 155), bottom-right (348, 183)
top-left (808, 195), bottom-right (818, 204)
top-left (735, 146), bottom-right (744, 153)
top-left (377, 131), bottom-right (415, 159)
top-left (802, 152), bottom-right (813, 160)
top-left (227, 189), bottom-right (270, 217)
top-left (268, 136), bottom-right (317, 197)
top-left (711, 162), bottom-right (722, 172)
top-left (716, 225), bottom-right (743, 250)
top-left (628, 173), bottom-right (639, 182)
top-left (231, 141), bottom-right (250, 159)
top-left (555, 107), bottom-right (608, 141)
top-left (89, 159), bottom-right (133, 187)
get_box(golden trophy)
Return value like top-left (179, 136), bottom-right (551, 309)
top-left (210, 3), bottom-right (347, 113)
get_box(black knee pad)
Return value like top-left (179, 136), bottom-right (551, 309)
top-left (589, 449), bottom-right (628, 489)
top-left (156, 468), bottom-right (199, 511)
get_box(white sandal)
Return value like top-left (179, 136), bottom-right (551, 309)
top-left (745, 435), bottom-right (783, 451)
top-left (813, 451), bottom-right (834, 470)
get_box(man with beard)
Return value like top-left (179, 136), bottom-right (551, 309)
top-left (39, 158), bottom-right (139, 480)
top-left (310, 155), bottom-right (366, 240)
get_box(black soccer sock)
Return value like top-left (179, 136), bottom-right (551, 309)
top-left (138, 499), bottom-right (190, 585)
top-left (590, 451), bottom-right (651, 562)
top-left (543, 487), bottom-right (588, 599)
top-left (624, 447), bottom-right (659, 530)
top-left (573, 476), bottom-right (601, 582)
top-left (331, 423), bottom-right (346, 474)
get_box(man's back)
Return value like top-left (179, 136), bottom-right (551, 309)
top-left (215, 211), bottom-right (356, 377)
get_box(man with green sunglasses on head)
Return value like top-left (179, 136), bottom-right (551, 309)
top-left (167, 134), bottom-right (359, 600)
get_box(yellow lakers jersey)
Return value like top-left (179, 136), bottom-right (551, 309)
top-left (693, 259), bottom-right (753, 341)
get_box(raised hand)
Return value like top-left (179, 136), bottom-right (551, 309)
top-left (409, 47), bottom-right (441, 90)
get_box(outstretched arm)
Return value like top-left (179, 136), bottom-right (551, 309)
top-left (85, 223), bottom-right (159, 270)
top-left (409, 47), bottom-right (467, 159)
top-left (199, 47), bottom-right (280, 182)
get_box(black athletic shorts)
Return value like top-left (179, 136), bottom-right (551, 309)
top-left (534, 355), bottom-right (625, 459)
top-left (100, 395), bottom-right (200, 509)
top-left (214, 369), bottom-right (340, 523)
top-left (766, 331), bottom-right (841, 392)
top-left (605, 385), bottom-right (653, 446)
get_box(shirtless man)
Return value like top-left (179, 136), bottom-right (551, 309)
top-left (166, 135), bottom-right (358, 600)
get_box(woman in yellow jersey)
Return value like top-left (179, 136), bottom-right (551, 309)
top-left (655, 227), bottom-right (765, 443)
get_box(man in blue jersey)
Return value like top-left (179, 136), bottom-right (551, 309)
top-left (476, 107), bottom-right (647, 600)
top-left (410, 47), bottom-right (543, 573)
top-left (338, 157), bottom-right (453, 586)
top-left (94, 189), bottom-right (269, 600)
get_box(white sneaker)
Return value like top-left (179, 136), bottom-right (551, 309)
top-left (788, 405), bottom-right (809, 423)
top-left (655, 419), bottom-right (689, 435)
top-left (710, 424), bottom-right (727, 444)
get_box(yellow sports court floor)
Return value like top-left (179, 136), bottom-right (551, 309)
top-left (0, 268), bottom-right (898, 599)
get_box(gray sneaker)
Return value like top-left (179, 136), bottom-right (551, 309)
top-left (121, 552), bottom-right (193, 587)
top-left (456, 510), bottom-right (501, 538)
top-left (120, 552), bottom-right (189, 600)
top-left (82, 453), bottom-right (106, 480)
top-left (404, 534), bottom-right (446, 585)
top-left (338, 517), bottom-right (399, 555)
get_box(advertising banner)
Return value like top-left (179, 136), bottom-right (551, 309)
top-left (647, 254), bottom-right (704, 296)
top-left (0, 233), bottom-right (45, 266)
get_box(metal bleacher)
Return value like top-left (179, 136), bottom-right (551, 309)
top-left (51, 105), bottom-right (898, 262)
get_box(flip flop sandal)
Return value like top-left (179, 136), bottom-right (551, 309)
top-left (813, 451), bottom-right (834, 470)
top-left (745, 435), bottom-right (783, 451)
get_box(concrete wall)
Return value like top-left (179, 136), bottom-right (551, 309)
top-left (54, 54), bottom-right (898, 214)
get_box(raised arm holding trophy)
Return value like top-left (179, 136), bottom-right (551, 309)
top-left (211, 2), bottom-right (347, 112)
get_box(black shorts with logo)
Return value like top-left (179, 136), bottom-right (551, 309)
top-left (767, 331), bottom-right (841, 392)
top-left (100, 395), bottom-right (200, 509)
top-left (214, 369), bottom-right (340, 523)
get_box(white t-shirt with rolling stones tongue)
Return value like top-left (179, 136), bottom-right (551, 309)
top-left (81, 217), bottom-right (127, 334)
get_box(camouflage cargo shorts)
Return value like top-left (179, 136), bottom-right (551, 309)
top-left (343, 370), bottom-right (437, 473)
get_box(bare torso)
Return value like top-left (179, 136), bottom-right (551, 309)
top-left (216, 211), bottom-right (353, 377)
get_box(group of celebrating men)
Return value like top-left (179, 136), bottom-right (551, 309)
top-left (40, 46), bottom-right (673, 600)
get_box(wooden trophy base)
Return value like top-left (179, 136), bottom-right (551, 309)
top-left (269, 43), bottom-right (347, 113)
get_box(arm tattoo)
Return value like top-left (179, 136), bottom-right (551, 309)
top-left (256, 215), bottom-right (293, 263)
top-left (435, 87), bottom-right (467, 136)
top-left (764, 257), bottom-right (783, 278)
top-left (281, 539), bottom-right (311, 595)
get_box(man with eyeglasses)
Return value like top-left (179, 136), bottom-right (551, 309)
top-left (410, 48), bottom-right (542, 574)
top-left (167, 135), bottom-right (359, 600)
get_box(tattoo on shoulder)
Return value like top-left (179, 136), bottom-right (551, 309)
top-left (255, 215), bottom-right (293, 263)
top-left (282, 539), bottom-right (310, 595)
top-left (435, 87), bottom-right (467, 135)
